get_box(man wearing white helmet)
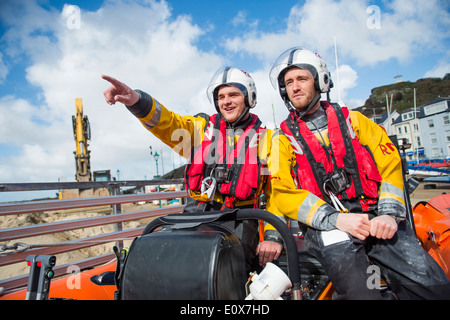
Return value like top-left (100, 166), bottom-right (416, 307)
top-left (267, 47), bottom-right (450, 299)
top-left (102, 68), bottom-right (282, 272)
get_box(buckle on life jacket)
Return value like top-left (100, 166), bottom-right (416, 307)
top-left (214, 166), bottom-right (232, 183)
top-left (323, 170), bottom-right (351, 195)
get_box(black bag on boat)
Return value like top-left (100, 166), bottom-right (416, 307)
top-left (118, 219), bottom-right (247, 300)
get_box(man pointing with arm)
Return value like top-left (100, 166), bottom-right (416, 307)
top-left (102, 69), bottom-right (282, 272)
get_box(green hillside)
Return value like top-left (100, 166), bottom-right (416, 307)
top-left (357, 74), bottom-right (450, 116)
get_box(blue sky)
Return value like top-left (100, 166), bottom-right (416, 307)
top-left (0, 0), bottom-right (449, 202)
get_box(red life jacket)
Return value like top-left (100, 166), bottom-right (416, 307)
top-left (185, 113), bottom-right (264, 201)
top-left (280, 102), bottom-right (382, 205)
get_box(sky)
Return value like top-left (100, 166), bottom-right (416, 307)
top-left (0, 0), bottom-right (449, 202)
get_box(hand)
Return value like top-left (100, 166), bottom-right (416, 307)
top-left (369, 215), bottom-right (397, 240)
top-left (256, 241), bottom-right (283, 267)
top-left (102, 74), bottom-right (140, 106)
top-left (335, 213), bottom-right (371, 241)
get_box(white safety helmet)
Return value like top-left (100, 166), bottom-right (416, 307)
top-left (269, 47), bottom-right (332, 105)
top-left (206, 67), bottom-right (257, 113)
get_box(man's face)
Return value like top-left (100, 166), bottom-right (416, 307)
top-left (217, 85), bottom-right (248, 123)
top-left (284, 67), bottom-right (318, 111)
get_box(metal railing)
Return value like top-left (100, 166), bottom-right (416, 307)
top-left (0, 179), bottom-right (186, 293)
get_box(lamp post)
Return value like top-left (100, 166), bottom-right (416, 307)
top-left (150, 146), bottom-right (161, 208)
top-left (153, 151), bottom-right (160, 179)
top-left (113, 168), bottom-right (122, 249)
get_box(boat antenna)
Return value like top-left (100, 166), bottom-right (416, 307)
top-left (272, 103), bottom-right (278, 129)
top-left (333, 35), bottom-right (343, 105)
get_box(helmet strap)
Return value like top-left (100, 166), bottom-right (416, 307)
top-left (220, 106), bottom-right (250, 129)
top-left (289, 93), bottom-right (321, 120)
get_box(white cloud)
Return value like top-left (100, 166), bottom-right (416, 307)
top-left (222, 0), bottom-right (449, 110)
top-left (0, 0), bottom-right (449, 196)
top-left (0, 53), bottom-right (8, 83)
top-left (0, 0), bottom-right (60, 62)
top-left (0, 96), bottom-right (74, 183)
top-left (224, 0), bottom-right (450, 67)
top-left (231, 11), bottom-right (247, 27)
top-left (231, 10), bottom-right (259, 30)
top-left (329, 64), bottom-right (359, 103)
top-left (424, 60), bottom-right (450, 78)
top-left (0, 0), bottom-right (223, 186)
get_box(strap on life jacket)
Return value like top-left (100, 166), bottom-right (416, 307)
top-left (281, 102), bottom-right (381, 206)
top-left (185, 113), bottom-right (264, 204)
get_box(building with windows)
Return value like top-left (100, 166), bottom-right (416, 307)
top-left (371, 110), bottom-right (399, 137)
top-left (391, 107), bottom-right (423, 162)
top-left (418, 97), bottom-right (450, 160)
top-left (385, 97), bottom-right (450, 162)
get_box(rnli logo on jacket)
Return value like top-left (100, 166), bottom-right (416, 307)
top-left (379, 142), bottom-right (397, 155)
top-left (249, 125), bottom-right (266, 148)
top-left (285, 133), bottom-right (304, 155)
top-left (345, 114), bottom-right (356, 139)
top-left (204, 121), bottom-right (214, 140)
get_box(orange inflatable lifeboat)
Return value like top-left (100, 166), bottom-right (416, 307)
top-left (1, 260), bottom-right (117, 300)
top-left (413, 194), bottom-right (450, 279)
top-left (2, 196), bottom-right (449, 300)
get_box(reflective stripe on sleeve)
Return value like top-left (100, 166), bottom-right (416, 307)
top-left (297, 193), bottom-right (322, 226)
top-left (379, 182), bottom-right (405, 206)
top-left (143, 98), bottom-right (162, 130)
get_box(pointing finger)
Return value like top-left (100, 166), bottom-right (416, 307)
top-left (101, 74), bottom-right (123, 88)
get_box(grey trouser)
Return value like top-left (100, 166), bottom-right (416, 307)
top-left (304, 219), bottom-right (450, 300)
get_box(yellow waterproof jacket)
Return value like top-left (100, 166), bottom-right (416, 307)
top-left (266, 109), bottom-right (406, 231)
top-left (126, 90), bottom-right (273, 208)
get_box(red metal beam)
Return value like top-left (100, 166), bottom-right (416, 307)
top-left (0, 183), bottom-right (188, 294)
top-left (0, 205), bottom-right (184, 242)
top-left (0, 179), bottom-right (184, 192)
top-left (0, 227), bottom-right (146, 267)
top-left (0, 191), bottom-right (186, 215)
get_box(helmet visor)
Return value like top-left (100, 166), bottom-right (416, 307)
top-left (206, 67), bottom-right (231, 104)
top-left (206, 67), bottom-right (250, 104)
top-left (269, 47), bottom-right (318, 90)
